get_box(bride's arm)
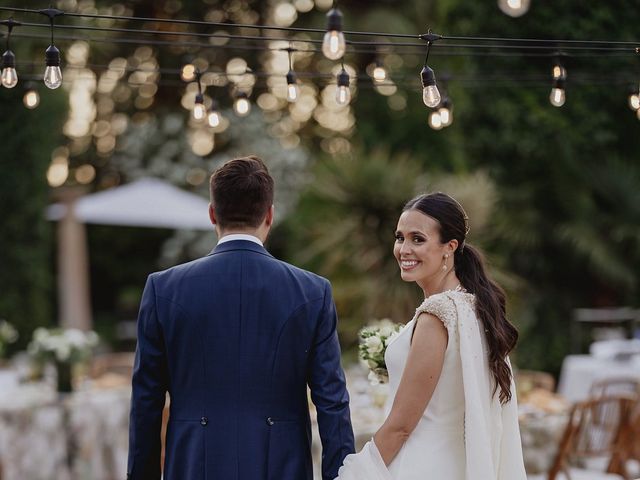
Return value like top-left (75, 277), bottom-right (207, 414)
top-left (373, 312), bottom-right (448, 466)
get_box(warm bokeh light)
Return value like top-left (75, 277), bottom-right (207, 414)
top-left (75, 164), bottom-right (96, 184)
top-left (23, 89), bottom-right (40, 109)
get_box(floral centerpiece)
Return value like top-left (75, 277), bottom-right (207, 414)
top-left (0, 319), bottom-right (19, 360)
top-left (358, 319), bottom-right (403, 385)
top-left (27, 327), bottom-right (99, 392)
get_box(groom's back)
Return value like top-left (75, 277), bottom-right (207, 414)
top-left (151, 241), bottom-right (325, 479)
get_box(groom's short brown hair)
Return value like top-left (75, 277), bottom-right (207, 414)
top-left (209, 155), bottom-right (274, 229)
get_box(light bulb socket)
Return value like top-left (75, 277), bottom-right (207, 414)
top-left (421, 65), bottom-right (436, 87)
top-left (2, 50), bottom-right (15, 68)
top-left (236, 91), bottom-right (248, 100)
top-left (45, 45), bottom-right (61, 67)
top-left (337, 69), bottom-right (349, 88)
top-left (440, 96), bottom-right (452, 109)
top-left (195, 92), bottom-right (204, 105)
top-left (286, 70), bottom-right (297, 85)
top-left (326, 8), bottom-right (343, 32)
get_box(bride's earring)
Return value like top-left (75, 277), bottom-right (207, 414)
top-left (442, 253), bottom-right (449, 271)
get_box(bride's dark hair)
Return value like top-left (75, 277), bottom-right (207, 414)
top-left (403, 192), bottom-right (518, 404)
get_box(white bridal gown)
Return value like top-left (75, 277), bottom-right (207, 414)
top-left (335, 290), bottom-right (527, 480)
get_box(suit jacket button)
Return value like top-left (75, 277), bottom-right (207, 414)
top-left (266, 417), bottom-right (274, 426)
top-left (200, 416), bottom-right (208, 426)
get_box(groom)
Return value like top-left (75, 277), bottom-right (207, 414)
top-left (127, 155), bottom-right (354, 480)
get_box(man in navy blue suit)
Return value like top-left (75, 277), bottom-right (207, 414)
top-left (127, 155), bottom-right (354, 480)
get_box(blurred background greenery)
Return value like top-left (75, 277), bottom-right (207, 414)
top-left (0, 0), bottom-right (638, 376)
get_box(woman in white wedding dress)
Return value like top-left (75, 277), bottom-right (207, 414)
top-left (336, 192), bottom-right (527, 480)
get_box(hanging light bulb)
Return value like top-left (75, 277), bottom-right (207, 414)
top-left (286, 70), bottom-right (299, 102)
top-left (40, 8), bottom-right (64, 90)
top-left (336, 67), bottom-right (351, 106)
top-left (428, 110), bottom-right (443, 130)
top-left (372, 63), bottom-right (388, 83)
top-left (322, 8), bottom-right (346, 60)
top-left (549, 79), bottom-right (566, 107)
top-left (23, 86), bottom-right (40, 109)
top-left (193, 92), bottom-right (206, 120)
top-left (207, 99), bottom-right (222, 127)
top-left (0, 18), bottom-right (20, 89)
top-left (234, 92), bottom-right (251, 116)
top-left (1, 50), bottom-right (17, 88)
top-left (438, 97), bottom-right (453, 127)
top-left (181, 63), bottom-right (196, 82)
top-left (419, 33), bottom-right (442, 108)
top-left (628, 88), bottom-right (640, 111)
top-left (421, 66), bottom-right (441, 108)
top-left (497, 0), bottom-right (531, 17)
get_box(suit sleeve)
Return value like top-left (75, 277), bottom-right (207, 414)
top-left (127, 275), bottom-right (168, 480)
top-left (308, 280), bottom-right (355, 480)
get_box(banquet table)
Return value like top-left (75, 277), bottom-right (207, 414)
top-left (557, 354), bottom-right (640, 402)
top-left (0, 372), bottom-right (131, 480)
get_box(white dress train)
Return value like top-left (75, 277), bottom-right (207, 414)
top-left (335, 290), bottom-right (527, 480)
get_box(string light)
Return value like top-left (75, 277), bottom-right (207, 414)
top-left (438, 96), bottom-right (453, 127)
top-left (497, 0), bottom-right (531, 18)
top-left (371, 61), bottom-right (388, 83)
top-left (207, 101), bottom-right (222, 127)
top-left (322, 6), bottom-right (346, 60)
top-left (285, 47), bottom-right (299, 102)
top-left (336, 65), bottom-right (351, 105)
top-left (1, 18), bottom-right (20, 88)
top-left (549, 57), bottom-right (567, 107)
top-left (233, 91), bottom-right (251, 116)
top-left (428, 110), bottom-right (443, 130)
top-left (39, 8), bottom-right (64, 89)
top-left (420, 32), bottom-right (442, 108)
top-left (181, 63), bottom-right (196, 82)
top-left (192, 70), bottom-right (205, 120)
top-left (23, 84), bottom-right (39, 108)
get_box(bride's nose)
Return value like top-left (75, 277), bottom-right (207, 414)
top-left (399, 241), bottom-right (413, 256)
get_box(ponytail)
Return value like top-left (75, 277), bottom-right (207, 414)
top-left (455, 244), bottom-right (518, 404)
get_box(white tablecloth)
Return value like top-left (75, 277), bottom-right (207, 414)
top-left (557, 354), bottom-right (640, 402)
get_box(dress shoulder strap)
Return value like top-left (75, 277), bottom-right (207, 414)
top-left (413, 292), bottom-right (458, 332)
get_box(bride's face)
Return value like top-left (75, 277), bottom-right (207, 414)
top-left (393, 209), bottom-right (449, 284)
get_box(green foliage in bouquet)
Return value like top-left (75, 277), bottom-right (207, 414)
top-left (0, 320), bottom-right (19, 359)
top-left (358, 319), bottom-right (403, 385)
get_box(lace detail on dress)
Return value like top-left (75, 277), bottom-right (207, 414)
top-left (413, 292), bottom-right (458, 333)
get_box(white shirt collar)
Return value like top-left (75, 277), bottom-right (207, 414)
top-left (217, 233), bottom-right (263, 246)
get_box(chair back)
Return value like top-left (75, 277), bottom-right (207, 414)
top-left (547, 395), bottom-right (635, 480)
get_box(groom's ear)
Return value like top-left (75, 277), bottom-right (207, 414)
top-left (209, 203), bottom-right (217, 225)
top-left (264, 205), bottom-right (275, 227)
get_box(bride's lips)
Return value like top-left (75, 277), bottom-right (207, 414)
top-left (399, 259), bottom-right (421, 271)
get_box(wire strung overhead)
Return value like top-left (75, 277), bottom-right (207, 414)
top-left (1, 3), bottom-right (640, 129)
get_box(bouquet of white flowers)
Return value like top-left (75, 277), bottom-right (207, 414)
top-left (27, 327), bottom-right (99, 365)
top-left (0, 320), bottom-right (19, 359)
top-left (358, 319), bottom-right (403, 385)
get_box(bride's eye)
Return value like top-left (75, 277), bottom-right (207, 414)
top-left (394, 233), bottom-right (404, 242)
top-left (413, 236), bottom-right (425, 244)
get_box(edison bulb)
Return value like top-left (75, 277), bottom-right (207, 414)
top-left (629, 93), bottom-right (640, 111)
top-left (550, 87), bottom-right (565, 107)
top-left (422, 86), bottom-right (441, 108)
top-left (287, 83), bottom-right (299, 102)
top-left (428, 111), bottom-right (443, 130)
top-left (372, 66), bottom-right (387, 83)
top-left (438, 107), bottom-right (452, 127)
top-left (552, 65), bottom-right (566, 80)
top-left (498, 0), bottom-right (530, 17)
top-left (44, 66), bottom-right (62, 89)
top-left (336, 85), bottom-right (351, 105)
top-left (193, 103), bottom-right (206, 120)
top-left (234, 96), bottom-right (250, 116)
top-left (322, 30), bottom-right (346, 60)
top-left (1, 67), bottom-right (17, 88)
top-left (208, 111), bottom-right (221, 127)
top-left (181, 64), bottom-right (196, 82)
top-left (23, 89), bottom-right (40, 109)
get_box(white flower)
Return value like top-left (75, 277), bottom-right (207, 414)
top-left (367, 359), bottom-right (378, 369)
top-left (368, 370), bottom-right (380, 386)
top-left (379, 325), bottom-right (395, 338)
top-left (365, 336), bottom-right (383, 355)
top-left (55, 343), bottom-right (71, 362)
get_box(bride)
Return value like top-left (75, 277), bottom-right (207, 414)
top-left (336, 192), bottom-right (527, 480)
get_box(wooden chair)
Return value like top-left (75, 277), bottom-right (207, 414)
top-left (545, 395), bottom-right (636, 480)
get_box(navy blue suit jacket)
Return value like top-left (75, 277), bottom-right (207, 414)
top-left (127, 240), bottom-right (355, 480)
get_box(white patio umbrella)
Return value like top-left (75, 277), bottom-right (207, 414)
top-left (46, 178), bottom-right (214, 331)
